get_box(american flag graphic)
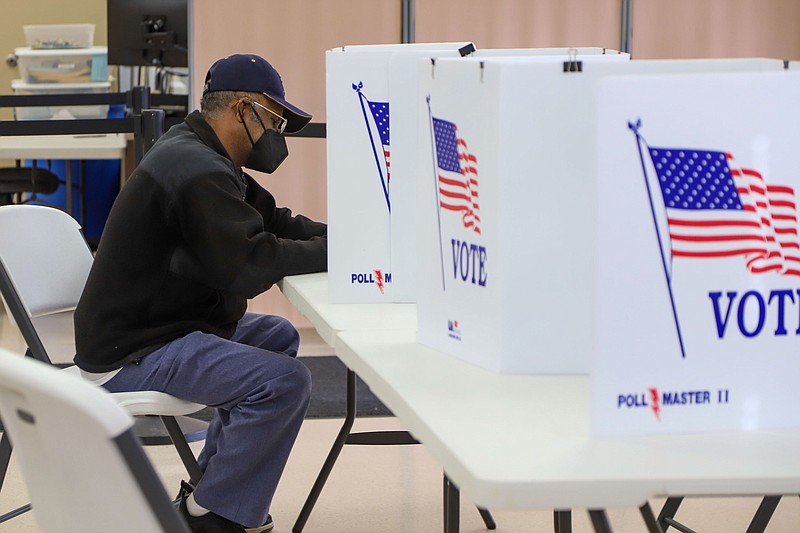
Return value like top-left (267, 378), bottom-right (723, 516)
top-left (433, 117), bottom-right (480, 234)
top-left (353, 81), bottom-right (391, 212)
top-left (367, 100), bottom-right (390, 181)
top-left (649, 147), bottom-right (800, 276)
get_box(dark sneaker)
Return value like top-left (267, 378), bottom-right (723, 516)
top-left (178, 496), bottom-right (245, 532)
top-left (177, 491), bottom-right (274, 533)
top-left (244, 519), bottom-right (274, 533)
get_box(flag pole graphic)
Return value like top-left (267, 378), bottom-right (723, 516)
top-left (628, 119), bottom-right (687, 359)
top-left (427, 95), bottom-right (447, 291)
top-left (353, 82), bottom-right (391, 213)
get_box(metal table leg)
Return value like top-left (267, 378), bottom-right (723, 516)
top-left (639, 502), bottom-right (667, 533)
top-left (293, 370), bottom-right (357, 533)
top-left (293, 366), bottom-right (497, 532)
top-left (443, 474), bottom-right (460, 533)
top-left (478, 506), bottom-right (496, 530)
top-left (79, 159), bottom-right (85, 226)
top-left (745, 496), bottom-right (781, 533)
top-left (65, 160), bottom-right (72, 215)
top-left (589, 509), bottom-right (613, 533)
top-left (554, 509), bottom-right (572, 533)
top-left (657, 496), bottom-right (683, 530)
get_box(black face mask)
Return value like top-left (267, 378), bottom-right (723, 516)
top-left (240, 108), bottom-right (288, 174)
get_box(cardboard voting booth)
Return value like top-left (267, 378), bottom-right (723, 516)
top-left (591, 70), bottom-right (800, 436)
top-left (327, 43), bottom-right (472, 303)
top-left (389, 47), bottom-right (627, 302)
top-left (415, 57), bottom-right (785, 375)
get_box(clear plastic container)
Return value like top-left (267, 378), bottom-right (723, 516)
top-left (23, 24), bottom-right (95, 49)
top-left (11, 80), bottom-right (111, 120)
top-left (15, 46), bottom-right (108, 84)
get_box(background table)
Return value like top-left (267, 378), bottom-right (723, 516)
top-left (0, 133), bottom-right (127, 221)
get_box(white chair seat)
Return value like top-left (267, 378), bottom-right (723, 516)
top-left (60, 365), bottom-right (205, 417)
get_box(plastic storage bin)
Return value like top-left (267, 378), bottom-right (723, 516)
top-left (15, 46), bottom-right (108, 84)
top-left (11, 80), bottom-right (111, 120)
top-left (23, 24), bottom-right (95, 49)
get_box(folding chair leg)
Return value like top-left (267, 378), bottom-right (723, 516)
top-left (0, 429), bottom-right (33, 524)
top-left (161, 416), bottom-right (203, 485)
top-left (0, 429), bottom-right (12, 493)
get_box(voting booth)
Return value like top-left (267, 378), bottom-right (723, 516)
top-left (389, 47), bottom-right (627, 302)
top-left (327, 43), bottom-right (472, 303)
top-left (591, 70), bottom-right (800, 436)
top-left (328, 44), bottom-right (627, 303)
top-left (415, 56), bottom-right (786, 375)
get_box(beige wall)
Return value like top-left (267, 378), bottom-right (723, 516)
top-left (631, 0), bottom-right (800, 59)
top-left (416, 0), bottom-right (622, 50)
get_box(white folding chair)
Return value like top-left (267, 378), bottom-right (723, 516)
top-left (0, 348), bottom-right (190, 533)
top-left (0, 204), bottom-right (205, 521)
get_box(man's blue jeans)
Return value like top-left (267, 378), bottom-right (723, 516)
top-left (103, 312), bottom-right (311, 527)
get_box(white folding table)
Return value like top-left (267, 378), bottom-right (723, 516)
top-left (281, 273), bottom-right (800, 532)
top-left (335, 328), bottom-right (800, 531)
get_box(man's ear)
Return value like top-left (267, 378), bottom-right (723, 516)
top-left (232, 98), bottom-right (246, 123)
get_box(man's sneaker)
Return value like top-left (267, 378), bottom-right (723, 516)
top-left (244, 519), bottom-right (274, 533)
top-left (178, 496), bottom-right (245, 533)
top-left (176, 488), bottom-right (274, 533)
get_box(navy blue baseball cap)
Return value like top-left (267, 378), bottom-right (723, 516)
top-left (202, 54), bottom-right (312, 134)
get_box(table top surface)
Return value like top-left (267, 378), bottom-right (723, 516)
top-left (0, 133), bottom-right (127, 159)
top-left (335, 328), bottom-right (800, 510)
top-left (278, 273), bottom-right (416, 347)
top-left (281, 273), bottom-right (800, 512)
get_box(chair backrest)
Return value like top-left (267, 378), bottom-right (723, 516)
top-left (0, 205), bottom-right (92, 318)
top-left (0, 349), bottom-right (190, 533)
top-left (0, 205), bottom-right (93, 363)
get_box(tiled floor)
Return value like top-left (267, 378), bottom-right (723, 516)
top-left (0, 310), bottom-right (798, 532)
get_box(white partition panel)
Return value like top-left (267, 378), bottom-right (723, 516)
top-left (592, 70), bottom-right (800, 436)
top-left (327, 42), bottom-right (473, 303)
top-left (416, 56), bottom-right (785, 375)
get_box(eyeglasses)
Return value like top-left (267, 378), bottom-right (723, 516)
top-left (247, 98), bottom-right (287, 134)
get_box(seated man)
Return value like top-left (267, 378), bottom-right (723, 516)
top-left (74, 54), bottom-right (327, 533)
